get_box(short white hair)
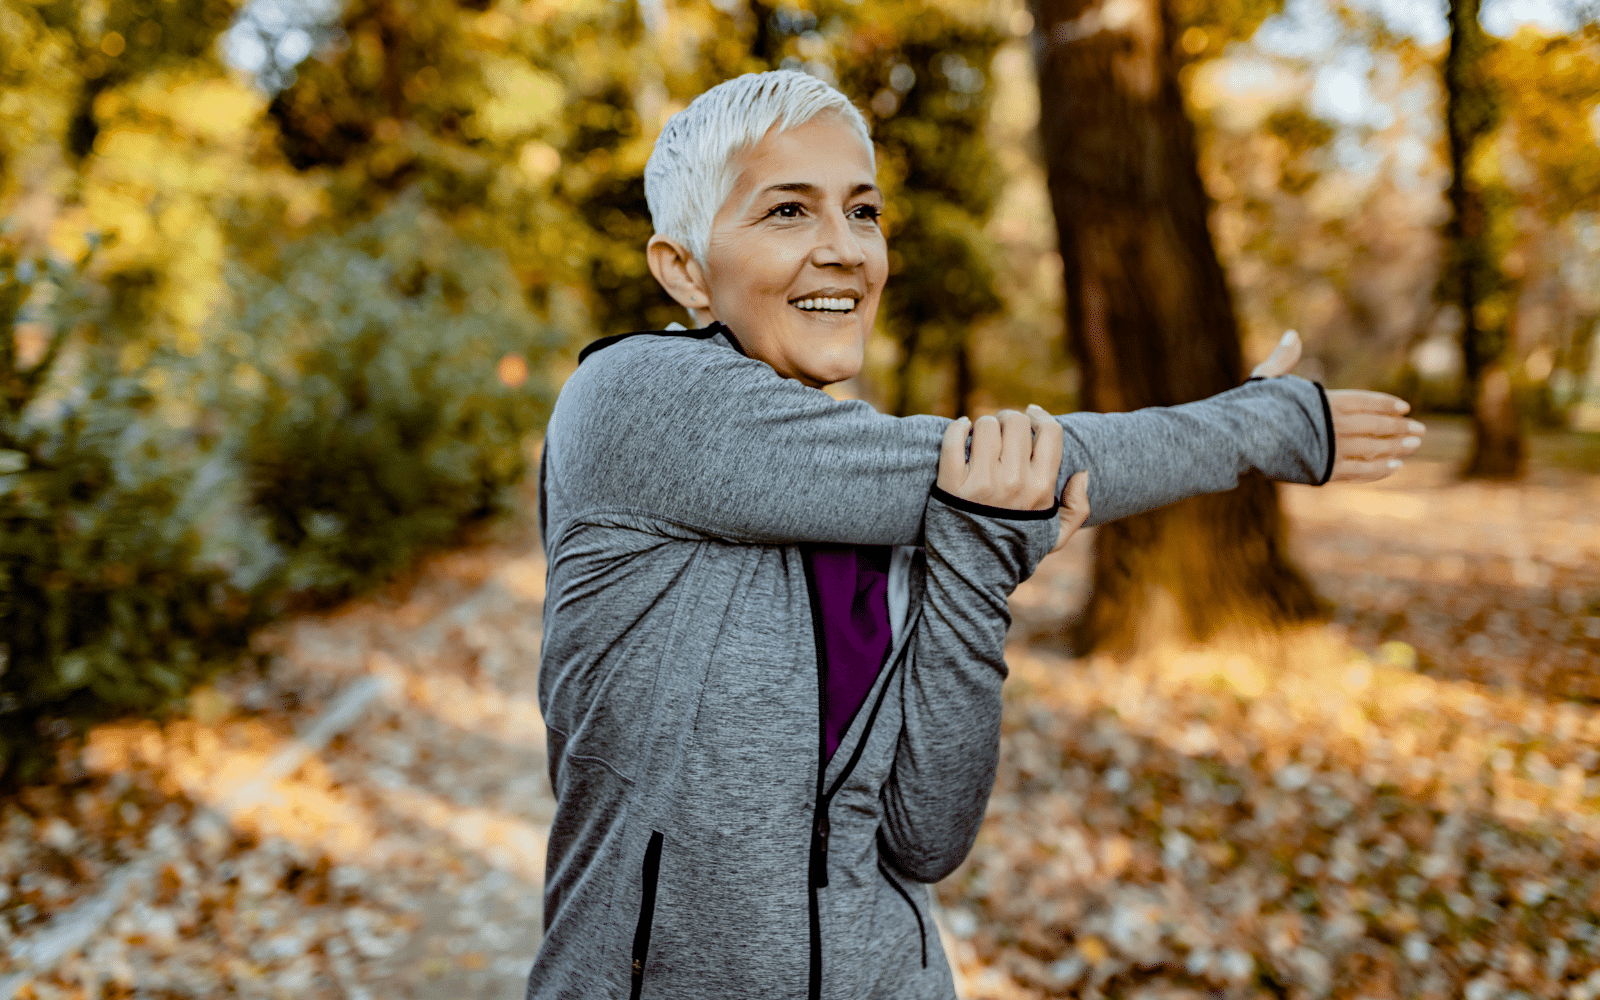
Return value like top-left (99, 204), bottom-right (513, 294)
top-left (644, 70), bottom-right (873, 264)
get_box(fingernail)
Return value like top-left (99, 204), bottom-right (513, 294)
top-left (1388, 459), bottom-right (1403, 469)
top-left (1408, 420), bottom-right (1425, 434)
top-left (1393, 400), bottom-right (1409, 413)
top-left (1281, 329), bottom-right (1297, 343)
top-left (959, 416), bottom-right (970, 424)
top-left (1402, 436), bottom-right (1420, 448)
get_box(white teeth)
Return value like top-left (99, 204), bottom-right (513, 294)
top-left (793, 297), bottom-right (856, 313)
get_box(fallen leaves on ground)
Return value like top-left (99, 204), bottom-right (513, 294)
top-left (943, 461), bottom-right (1600, 1000)
top-left (1286, 463), bottom-right (1600, 701)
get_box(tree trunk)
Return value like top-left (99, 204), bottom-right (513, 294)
top-left (1034, 0), bottom-right (1321, 653)
top-left (748, 0), bottom-right (777, 65)
top-left (1444, 0), bottom-right (1524, 478)
top-left (953, 338), bottom-right (976, 419)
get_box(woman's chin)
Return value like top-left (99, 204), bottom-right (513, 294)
top-left (798, 356), bottom-right (865, 388)
top-left (800, 360), bottom-right (864, 388)
top-left (735, 316), bottom-right (868, 387)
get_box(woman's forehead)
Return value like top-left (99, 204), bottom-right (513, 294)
top-left (726, 119), bottom-right (877, 199)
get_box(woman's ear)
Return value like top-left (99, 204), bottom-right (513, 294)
top-left (646, 235), bottom-right (714, 322)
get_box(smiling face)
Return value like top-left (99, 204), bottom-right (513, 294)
top-left (647, 115), bottom-right (888, 388)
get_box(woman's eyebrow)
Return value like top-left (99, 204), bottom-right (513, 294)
top-left (758, 182), bottom-right (821, 198)
top-left (756, 181), bottom-right (880, 198)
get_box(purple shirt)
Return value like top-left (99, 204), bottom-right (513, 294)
top-left (806, 545), bottom-right (894, 758)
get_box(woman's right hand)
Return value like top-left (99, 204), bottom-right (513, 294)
top-left (938, 405), bottom-right (1091, 553)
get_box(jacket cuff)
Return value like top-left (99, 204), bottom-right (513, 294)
top-left (1314, 381), bottom-right (1336, 485)
top-left (1245, 376), bottom-right (1337, 486)
top-left (929, 485), bottom-right (1059, 521)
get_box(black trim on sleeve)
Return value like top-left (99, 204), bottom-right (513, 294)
top-left (1314, 380), bottom-right (1336, 485)
top-left (929, 485), bottom-right (1059, 521)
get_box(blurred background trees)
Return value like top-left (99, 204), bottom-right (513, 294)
top-left (0, 0), bottom-right (1030, 778)
top-left (2, 0), bottom-right (1599, 774)
top-left (1033, 0), bottom-right (1321, 652)
top-left (1444, 0), bottom-right (1521, 477)
top-left (1441, 5), bottom-right (1600, 477)
top-left (1033, 0), bottom-right (1599, 651)
top-left (0, 0), bottom-right (557, 779)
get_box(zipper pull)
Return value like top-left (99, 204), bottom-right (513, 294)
top-left (809, 810), bottom-right (831, 889)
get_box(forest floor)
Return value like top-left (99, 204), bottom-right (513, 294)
top-left (3, 418), bottom-right (1599, 1000)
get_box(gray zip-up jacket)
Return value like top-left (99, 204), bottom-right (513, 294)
top-left (530, 324), bottom-right (1333, 1000)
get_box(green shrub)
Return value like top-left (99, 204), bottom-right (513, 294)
top-left (0, 201), bottom-right (558, 779)
top-left (0, 249), bottom-right (243, 778)
top-left (218, 201), bottom-right (557, 602)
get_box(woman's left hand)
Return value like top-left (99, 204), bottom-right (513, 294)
top-left (938, 406), bottom-right (1092, 553)
top-left (1252, 330), bottom-right (1425, 483)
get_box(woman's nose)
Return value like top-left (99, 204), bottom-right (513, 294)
top-left (811, 210), bottom-right (867, 267)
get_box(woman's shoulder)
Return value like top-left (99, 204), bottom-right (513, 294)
top-left (563, 323), bottom-right (764, 403)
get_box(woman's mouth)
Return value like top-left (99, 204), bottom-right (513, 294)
top-left (791, 296), bottom-right (858, 314)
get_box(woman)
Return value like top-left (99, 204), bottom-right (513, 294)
top-left (531, 71), bottom-right (1420, 1000)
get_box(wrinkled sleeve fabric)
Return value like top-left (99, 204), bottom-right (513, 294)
top-left (545, 334), bottom-right (1333, 547)
top-left (878, 495), bottom-right (1058, 883)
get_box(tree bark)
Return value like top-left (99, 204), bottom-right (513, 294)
top-left (1034, 0), bottom-right (1322, 653)
top-left (953, 338), bottom-right (976, 419)
top-left (1444, 0), bottom-right (1524, 478)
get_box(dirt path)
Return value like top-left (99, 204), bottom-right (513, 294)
top-left (1, 507), bottom-right (556, 999)
top-left (3, 454), bottom-right (1598, 999)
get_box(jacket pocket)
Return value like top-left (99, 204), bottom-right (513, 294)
top-left (877, 861), bottom-right (927, 969)
top-left (630, 831), bottom-right (665, 1000)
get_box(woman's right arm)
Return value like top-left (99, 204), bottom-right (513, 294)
top-left (545, 334), bottom-right (1334, 547)
top-left (878, 412), bottom-right (1085, 882)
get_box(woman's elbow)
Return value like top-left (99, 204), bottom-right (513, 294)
top-left (880, 827), bottom-right (979, 883)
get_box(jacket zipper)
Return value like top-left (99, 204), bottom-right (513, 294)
top-left (877, 860), bottom-right (928, 969)
top-left (800, 546), bottom-right (911, 1000)
top-left (800, 549), bottom-right (831, 1000)
top-left (629, 830), bottom-right (664, 1000)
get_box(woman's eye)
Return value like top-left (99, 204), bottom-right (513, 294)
top-left (766, 203), bottom-right (805, 219)
top-left (850, 205), bottom-right (882, 222)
